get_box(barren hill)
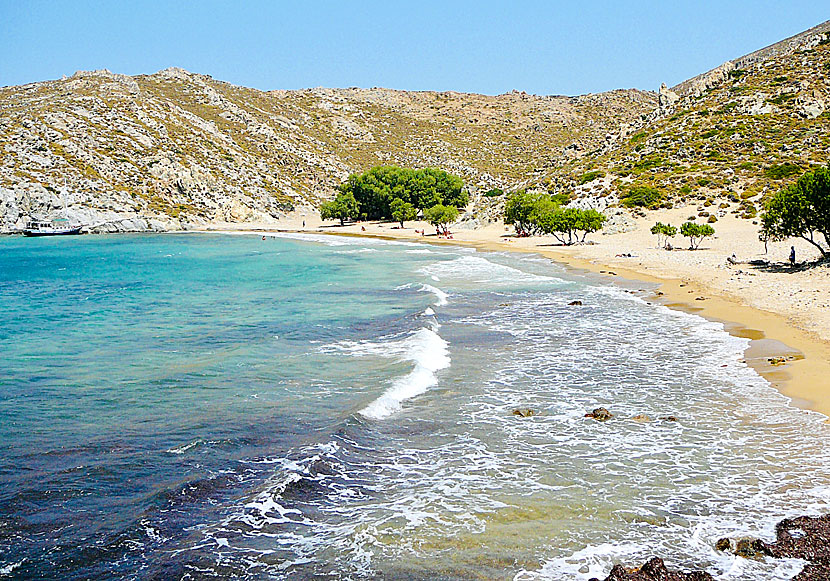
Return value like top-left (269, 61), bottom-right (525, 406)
top-left (1, 20), bottom-right (829, 233)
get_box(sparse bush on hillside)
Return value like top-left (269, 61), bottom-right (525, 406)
top-left (765, 163), bottom-right (802, 180)
top-left (579, 170), bottom-right (605, 185)
top-left (620, 186), bottom-right (663, 209)
top-left (482, 188), bottom-right (504, 198)
top-left (761, 165), bottom-right (830, 257)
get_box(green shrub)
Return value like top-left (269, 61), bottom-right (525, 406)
top-left (765, 163), bottom-right (801, 180)
top-left (620, 186), bottom-right (663, 209)
top-left (629, 132), bottom-right (647, 144)
top-left (579, 170), bottom-right (605, 185)
top-left (769, 94), bottom-right (796, 106)
top-left (482, 188), bottom-right (504, 198)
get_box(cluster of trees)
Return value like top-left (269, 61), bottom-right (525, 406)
top-left (320, 166), bottom-right (467, 226)
top-left (761, 165), bottom-right (830, 257)
top-left (504, 190), bottom-right (606, 244)
top-left (650, 221), bottom-right (714, 250)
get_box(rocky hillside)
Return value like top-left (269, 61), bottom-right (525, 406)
top-left (0, 68), bottom-right (654, 232)
top-left (555, 20), bottom-right (830, 226)
top-left (2, 20), bottom-right (828, 233)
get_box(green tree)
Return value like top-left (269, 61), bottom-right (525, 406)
top-left (532, 206), bottom-right (606, 245)
top-left (390, 198), bottom-right (417, 228)
top-left (319, 191), bottom-right (359, 225)
top-left (680, 221), bottom-right (715, 250)
top-left (650, 222), bottom-right (677, 249)
top-left (761, 165), bottom-right (830, 257)
top-left (504, 190), bottom-right (548, 236)
top-left (424, 204), bottom-right (459, 233)
top-left (575, 209), bottom-right (607, 242)
top-left (338, 166), bottom-right (466, 220)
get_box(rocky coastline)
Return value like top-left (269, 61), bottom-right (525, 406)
top-left (593, 514), bottom-right (830, 581)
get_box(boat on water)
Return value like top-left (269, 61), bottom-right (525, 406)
top-left (23, 218), bottom-right (83, 237)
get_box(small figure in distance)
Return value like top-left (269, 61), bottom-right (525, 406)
top-left (789, 246), bottom-right (796, 266)
top-left (727, 253), bottom-right (738, 265)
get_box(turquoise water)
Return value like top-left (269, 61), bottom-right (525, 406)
top-left (1, 232), bottom-right (829, 580)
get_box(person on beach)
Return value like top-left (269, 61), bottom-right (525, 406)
top-left (790, 246), bottom-right (796, 265)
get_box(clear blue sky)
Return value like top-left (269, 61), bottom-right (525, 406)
top-left (1, 1), bottom-right (827, 95)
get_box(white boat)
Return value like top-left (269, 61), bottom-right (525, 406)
top-left (23, 218), bottom-right (83, 237)
top-left (23, 183), bottom-right (83, 236)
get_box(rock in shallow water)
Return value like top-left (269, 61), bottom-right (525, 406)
top-left (585, 407), bottom-right (613, 421)
top-left (590, 557), bottom-right (713, 581)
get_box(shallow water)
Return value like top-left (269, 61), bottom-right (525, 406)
top-left (0, 232), bottom-right (828, 580)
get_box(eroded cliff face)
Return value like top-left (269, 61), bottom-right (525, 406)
top-left (2, 21), bottom-right (829, 233)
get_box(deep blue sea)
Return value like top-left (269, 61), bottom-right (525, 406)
top-left (1, 232), bottom-right (829, 580)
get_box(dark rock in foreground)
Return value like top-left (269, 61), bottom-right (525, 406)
top-left (715, 514), bottom-right (830, 580)
top-left (590, 557), bottom-right (713, 581)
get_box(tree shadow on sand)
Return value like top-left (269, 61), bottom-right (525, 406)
top-left (747, 257), bottom-right (829, 273)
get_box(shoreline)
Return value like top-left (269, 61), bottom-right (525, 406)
top-left (199, 220), bottom-right (830, 419)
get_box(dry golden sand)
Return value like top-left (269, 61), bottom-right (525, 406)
top-left (207, 209), bottom-right (830, 417)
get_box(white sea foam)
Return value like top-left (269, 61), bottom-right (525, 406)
top-left (419, 255), bottom-right (562, 288)
top-left (353, 327), bottom-right (451, 420)
top-left (419, 284), bottom-right (448, 306)
top-left (0, 560), bottom-right (25, 575)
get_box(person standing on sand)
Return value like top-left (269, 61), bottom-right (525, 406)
top-left (790, 246), bottom-right (796, 265)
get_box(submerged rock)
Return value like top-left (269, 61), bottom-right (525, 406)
top-left (591, 557), bottom-right (714, 581)
top-left (734, 537), bottom-right (767, 560)
top-left (568, 300), bottom-right (583, 306)
top-left (631, 414), bottom-right (651, 423)
top-left (585, 407), bottom-right (613, 421)
top-left (512, 408), bottom-right (535, 417)
top-left (660, 416), bottom-right (679, 422)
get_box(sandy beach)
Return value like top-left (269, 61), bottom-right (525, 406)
top-left (207, 208), bottom-right (830, 417)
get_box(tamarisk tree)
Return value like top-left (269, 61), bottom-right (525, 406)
top-left (761, 165), bottom-right (830, 257)
top-left (650, 222), bottom-right (677, 249)
top-left (680, 221), bottom-right (715, 250)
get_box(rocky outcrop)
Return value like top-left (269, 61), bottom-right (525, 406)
top-left (591, 557), bottom-right (713, 581)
